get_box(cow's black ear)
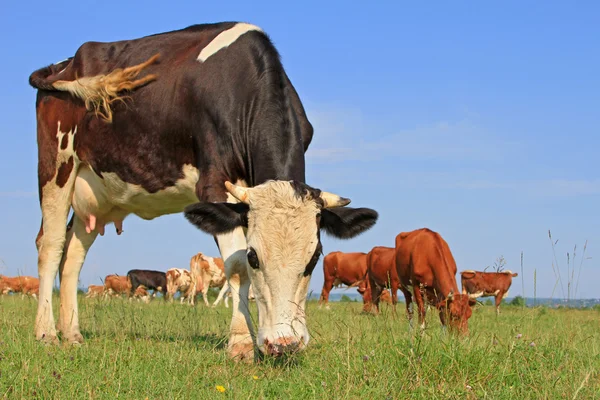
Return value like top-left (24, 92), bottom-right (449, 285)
top-left (184, 202), bottom-right (249, 236)
top-left (320, 207), bottom-right (378, 239)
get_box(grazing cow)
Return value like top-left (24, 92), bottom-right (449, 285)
top-left (319, 252), bottom-right (371, 311)
top-left (396, 229), bottom-right (476, 334)
top-left (127, 270), bottom-right (166, 298)
top-left (166, 268), bottom-right (194, 304)
top-left (460, 270), bottom-right (518, 315)
top-left (0, 275), bottom-right (40, 299)
top-left (103, 275), bottom-right (130, 296)
top-left (189, 253), bottom-right (229, 307)
top-left (85, 284), bottom-right (105, 298)
top-left (30, 22), bottom-right (378, 360)
top-left (367, 246), bottom-right (399, 313)
top-left (131, 286), bottom-right (151, 303)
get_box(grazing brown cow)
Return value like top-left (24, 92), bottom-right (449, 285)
top-left (103, 275), bottom-right (131, 297)
top-left (319, 252), bottom-right (371, 310)
top-left (189, 253), bottom-right (228, 307)
top-left (166, 268), bottom-right (194, 304)
top-left (396, 228), bottom-right (476, 334)
top-left (0, 275), bottom-right (40, 299)
top-left (86, 284), bottom-right (105, 298)
top-left (367, 246), bottom-right (399, 313)
top-left (461, 270), bottom-right (518, 315)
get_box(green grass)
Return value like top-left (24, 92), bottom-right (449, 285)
top-left (1, 295), bottom-right (599, 399)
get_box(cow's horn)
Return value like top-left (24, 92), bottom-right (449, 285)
top-left (224, 181), bottom-right (250, 204)
top-left (447, 291), bottom-right (454, 301)
top-left (320, 191), bottom-right (351, 208)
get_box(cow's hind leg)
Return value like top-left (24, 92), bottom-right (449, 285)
top-left (35, 147), bottom-right (79, 343)
top-left (57, 216), bottom-right (97, 343)
top-left (216, 227), bottom-right (255, 362)
top-left (495, 294), bottom-right (502, 316)
top-left (400, 287), bottom-right (414, 328)
top-left (319, 278), bottom-right (334, 309)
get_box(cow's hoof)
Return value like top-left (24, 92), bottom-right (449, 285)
top-left (64, 332), bottom-right (84, 345)
top-left (37, 332), bottom-right (60, 346)
top-left (228, 342), bottom-right (255, 363)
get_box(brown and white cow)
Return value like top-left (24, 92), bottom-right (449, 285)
top-left (85, 284), bottom-right (105, 298)
top-left (461, 270), bottom-right (518, 315)
top-left (367, 246), bottom-right (399, 313)
top-left (131, 286), bottom-right (151, 303)
top-left (103, 275), bottom-right (130, 297)
top-left (29, 22), bottom-right (378, 360)
top-left (396, 228), bottom-right (476, 335)
top-left (319, 252), bottom-right (372, 311)
top-left (0, 275), bottom-right (40, 299)
top-left (189, 253), bottom-right (229, 307)
top-left (166, 268), bottom-right (194, 304)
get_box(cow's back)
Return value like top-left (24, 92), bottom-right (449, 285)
top-left (367, 246), bottom-right (396, 284)
top-left (326, 252), bottom-right (368, 283)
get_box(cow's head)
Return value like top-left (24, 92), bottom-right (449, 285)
top-left (184, 180), bottom-right (378, 356)
top-left (437, 291), bottom-right (476, 335)
top-left (165, 270), bottom-right (180, 299)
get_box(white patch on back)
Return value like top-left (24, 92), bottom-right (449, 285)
top-left (197, 23), bottom-right (263, 62)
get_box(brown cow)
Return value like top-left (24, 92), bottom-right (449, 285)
top-left (461, 270), bottom-right (518, 315)
top-left (86, 284), bottom-right (105, 298)
top-left (396, 228), bottom-right (476, 334)
top-left (0, 275), bottom-right (40, 299)
top-left (319, 251), bottom-right (371, 310)
top-left (103, 275), bottom-right (131, 297)
top-left (367, 246), bottom-right (399, 313)
top-left (189, 253), bottom-right (228, 307)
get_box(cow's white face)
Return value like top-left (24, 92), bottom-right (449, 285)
top-left (242, 181), bottom-right (322, 354)
top-left (184, 180), bottom-right (378, 356)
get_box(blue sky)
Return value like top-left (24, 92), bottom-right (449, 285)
top-left (1, 1), bottom-right (598, 299)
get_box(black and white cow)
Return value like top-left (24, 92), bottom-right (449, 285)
top-left (29, 21), bottom-right (378, 361)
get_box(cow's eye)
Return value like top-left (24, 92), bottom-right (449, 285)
top-left (247, 247), bottom-right (260, 269)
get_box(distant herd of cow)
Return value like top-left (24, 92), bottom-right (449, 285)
top-left (0, 252), bottom-right (248, 307)
top-left (86, 251), bottom-right (256, 306)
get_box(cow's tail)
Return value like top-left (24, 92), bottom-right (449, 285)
top-left (29, 54), bottom-right (160, 123)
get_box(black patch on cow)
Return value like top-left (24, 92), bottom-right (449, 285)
top-left (320, 207), bottom-right (378, 239)
top-left (184, 202), bottom-right (249, 236)
top-left (55, 156), bottom-right (74, 188)
top-left (290, 181), bottom-right (325, 208)
top-left (304, 231), bottom-right (323, 277)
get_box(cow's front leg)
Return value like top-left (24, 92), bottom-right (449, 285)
top-left (216, 227), bottom-right (254, 362)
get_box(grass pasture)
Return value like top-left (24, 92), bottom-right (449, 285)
top-left (1, 295), bottom-right (599, 399)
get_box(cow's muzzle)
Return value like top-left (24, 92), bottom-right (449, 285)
top-left (263, 337), bottom-right (304, 357)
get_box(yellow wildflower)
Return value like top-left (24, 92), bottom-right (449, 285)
top-left (216, 385), bottom-right (226, 393)
top-left (253, 375), bottom-right (259, 380)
